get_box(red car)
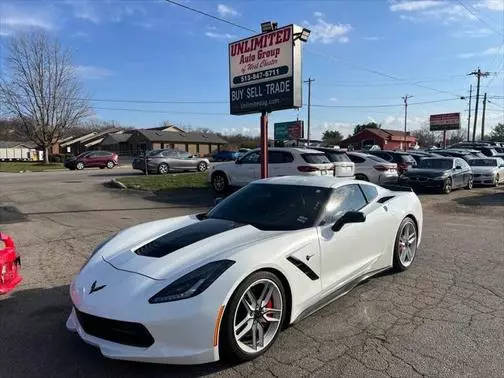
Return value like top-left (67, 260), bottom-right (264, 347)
top-left (64, 151), bottom-right (119, 170)
top-left (0, 233), bottom-right (22, 295)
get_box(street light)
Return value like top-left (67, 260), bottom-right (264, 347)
top-left (294, 28), bottom-right (311, 42)
top-left (261, 21), bottom-right (277, 33)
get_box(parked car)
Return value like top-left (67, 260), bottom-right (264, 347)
top-left (399, 157), bottom-right (473, 194)
top-left (467, 157), bottom-right (504, 186)
top-left (209, 147), bottom-right (334, 193)
top-left (213, 150), bottom-right (239, 162)
top-left (64, 151), bottom-right (118, 170)
top-left (365, 150), bottom-right (417, 174)
top-left (434, 149), bottom-right (484, 162)
top-left (312, 147), bottom-right (355, 178)
top-left (347, 152), bottom-right (398, 185)
top-left (132, 149), bottom-right (209, 174)
top-left (67, 175), bottom-right (423, 364)
top-left (237, 148), bottom-right (251, 158)
top-left (406, 150), bottom-right (441, 165)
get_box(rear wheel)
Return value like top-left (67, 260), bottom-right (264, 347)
top-left (355, 174), bottom-right (368, 181)
top-left (197, 161), bottom-right (208, 172)
top-left (76, 162), bottom-right (85, 170)
top-left (212, 172), bottom-right (228, 193)
top-left (158, 163), bottom-right (169, 175)
top-left (442, 178), bottom-right (452, 194)
top-left (106, 161), bottom-right (115, 169)
top-left (465, 176), bottom-right (473, 190)
top-left (393, 217), bottom-right (418, 271)
top-left (494, 174), bottom-right (500, 187)
top-left (220, 271), bottom-right (286, 362)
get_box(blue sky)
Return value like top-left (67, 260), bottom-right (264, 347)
top-left (1, 0), bottom-right (503, 139)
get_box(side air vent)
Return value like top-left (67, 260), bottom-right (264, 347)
top-left (377, 196), bottom-right (395, 204)
top-left (287, 256), bottom-right (319, 281)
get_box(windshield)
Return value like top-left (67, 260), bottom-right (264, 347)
top-left (302, 153), bottom-right (330, 164)
top-left (324, 152), bottom-right (351, 163)
top-left (418, 159), bottom-right (453, 169)
top-left (368, 155), bottom-right (389, 163)
top-left (468, 159), bottom-right (497, 167)
top-left (207, 184), bottom-right (331, 230)
top-left (147, 149), bottom-right (162, 156)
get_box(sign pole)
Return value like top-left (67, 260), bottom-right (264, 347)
top-left (443, 130), bottom-right (447, 149)
top-left (260, 111), bottom-right (269, 178)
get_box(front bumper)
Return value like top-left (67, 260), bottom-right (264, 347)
top-left (473, 175), bottom-right (495, 185)
top-left (399, 177), bottom-right (445, 189)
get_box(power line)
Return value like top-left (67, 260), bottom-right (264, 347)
top-left (455, 0), bottom-right (504, 38)
top-left (94, 106), bottom-right (228, 115)
top-left (164, 0), bottom-right (256, 33)
top-left (311, 98), bottom-right (462, 109)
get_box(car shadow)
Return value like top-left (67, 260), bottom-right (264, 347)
top-left (0, 285), bottom-right (235, 377)
top-left (141, 188), bottom-right (216, 208)
top-left (454, 189), bottom-right (504, 207)
top-left (89, 171), bottom-right (145, 178)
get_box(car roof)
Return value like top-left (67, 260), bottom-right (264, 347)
top-left (347, 151), bottom-right (372, 157)
top-left (314, 147), bottom-right (346, 153)
top-left (250, 147), bottom-right (325, 154)
top-left (254, 175), bottom-right (365, 189)
top-left (422, 157), bottom-right (455, 161)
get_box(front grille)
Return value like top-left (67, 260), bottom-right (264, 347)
top-left (474, 174), bottom-right (481, 177)
top-left (75, 308), bottom-right (154, 347)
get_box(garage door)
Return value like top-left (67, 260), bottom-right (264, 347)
top-left (199, 144), bottom-right (210, 156)
top-left (174, 143), bottom-right (186, 151)
top-left (187, 144), bottom-right (197, 154)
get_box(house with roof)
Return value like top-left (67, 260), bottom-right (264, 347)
top-left (0, 141), bottom-right (41, 161)
top-left (126, 129), bottom-right (228, 157)
top-left (58, 128), bottom-right (123, 155)
top-left (339, 128), bottom-right (417, 151)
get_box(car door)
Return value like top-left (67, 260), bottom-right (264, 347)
top-left (233, 151), bottom-right (260, 185)
top-left (268, 151), bottom-right (294, 177)
top-left (498, 158), bottom-right (504, 182)
top-left (453, 158), bottom-right (465, 187)
top-left (318, 184), bottom-right (386, 292)
top-left (83, 152), bottom-right (98, 167)
top-left (176, 151), bottom-right (195, 170)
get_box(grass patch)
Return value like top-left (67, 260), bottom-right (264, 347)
top-left (0, 162), bottom-right (64, 172)
top-left (117, 172), bottom-right (209, 192)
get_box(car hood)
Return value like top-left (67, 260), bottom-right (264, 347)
top-left (87, 215), bottom-right (284, 280)
top-left (404, 168), bottom-right (451, 178)
top-left (470, 166), bottom-right (497, 174)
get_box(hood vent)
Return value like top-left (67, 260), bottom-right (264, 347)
top-left (134, 219), bottom-right (245, 258)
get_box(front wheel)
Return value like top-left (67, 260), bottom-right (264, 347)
top-left (212, 172), bottom-right (228, 193)
top-left (220, 271), bottom-right (286, 362)
top-left (197, 161), bottom-right (208, 172)
top-left (494, 174), bottom-right (500, 187)
top-left (106, 161), bottom-right (115, 169)
top-left (442, 178), bottom-right (452, 194)
top-left (158, 163), bottom-right (169, 175)
top-left (393, 217), bottom-right (418, 271)
top-left (465, 176), bottom-right (473, 190)
top-left (76, 162), bottom-right (85, 170)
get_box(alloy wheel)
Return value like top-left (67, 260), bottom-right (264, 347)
top-left (76, 162), bottom-right (84, 170)
top-left (106, 161), bottom-right (114, 169)
top-left (495, 174), bottom-right (500, 187)
top-left (158, 164), bottom-right (169, 174)
top-left (198, 162), bottom-right (207, 172)
top-left (212, 174), bottom-right (226, 192)
top-left (398, 221), bottom-right (417, 267)
top-left (233, 279), bottom-right (283, 354)
top-left (443, 178), bottom-right (452, 194)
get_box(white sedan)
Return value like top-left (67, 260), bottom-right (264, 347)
top-left (347, 151), bottom-right (399, 185)
top-left (67, 176), bottom-right (423, 364)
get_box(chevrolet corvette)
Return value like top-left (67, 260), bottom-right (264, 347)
top-left (67, 176), bottom-right (423, 364)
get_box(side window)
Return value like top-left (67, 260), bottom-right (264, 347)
top-left (241, 152), bottom-right (260, 164)
top-left (323, 184), bottom-right (367, 224)
top-left (87, 152), bottom-right (98, 158)
top-left (455, 158), bottom-right (463, 168)
top-left (359, 184), bottom-right (378, 203)
top-left (268, 151), bottom-right (294, 163)
top-left (162, 151), bottom-right (175, 157)
top-left (348, 155), bottom-right (365, 164)
top-left (460, 159), bottom-right (469, 169)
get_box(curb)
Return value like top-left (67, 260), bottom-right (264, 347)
top-left (108, 178), bottom-right (127, 189)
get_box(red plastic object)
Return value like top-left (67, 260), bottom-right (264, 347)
top-left (0, 233), bottom-right (22, 295)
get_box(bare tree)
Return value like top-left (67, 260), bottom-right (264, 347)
top-left (0, 32), bottom-right (91, 163)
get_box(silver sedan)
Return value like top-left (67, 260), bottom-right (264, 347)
top-left (132, 149), bottom-right (210, 174)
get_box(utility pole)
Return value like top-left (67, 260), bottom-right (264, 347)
top-left (481, 92), bottom-right (487, 140)
top-left (467, 85), bottom-right (472, 142)
top-left (468, 68), bottom-right (489, 141)
top-left (304, 77), bottom-right (314, 145)
top-left (402, 95), bottom-right (413, 151)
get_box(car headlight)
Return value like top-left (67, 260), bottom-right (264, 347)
top-left (149, 260), bottom-right (235, 304)
top-left (433, 173), bottom-right (449, 180)
top-left (80, 233), bottom-right (116, 271)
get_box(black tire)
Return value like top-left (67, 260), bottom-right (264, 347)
top-left (442, 177), bottom-right (452, 194)
top-left (197, 161), bottom-right (208, 172)
top-left (355, 174), bottom-right (368, 181)
top-left (219, 271), bottom-right (287, 362)
top-left (393, 217), bottom-right (418, 272)
top-left (465, 175), bottom-right (473, 190)
top-left (99, 166), bottom-right (106, 169)
top-left (495, 174), bottom-right (500, 187)
top-left (106, 161), bottom-right (115, 169)
top-left (212, 172), bottom-right (229, 193)
top-left (158, 163), bottom-right (169, 175)
top-left (76, 162), bottom-right (85, 170)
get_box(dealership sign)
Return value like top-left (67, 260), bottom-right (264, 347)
top-left (229, 25), bottom-right (303, 115)
top-left (430, 113), bottom-right (461, 131)
top-left (274, 121), bottom-right (304, 140)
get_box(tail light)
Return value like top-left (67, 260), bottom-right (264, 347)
top-left (373, 165), bottom-right (390, 172)
top-left (298, 166), bottom-right (320, 172)
top-left (397, 163), bottom-right (409, 172)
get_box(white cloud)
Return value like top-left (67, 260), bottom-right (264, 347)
top-left (390, 1), bottom-right (445, 12)
top-left (205, 31), bottom-right (236, 39)
top-left (74, 65), bottom-right (114, 79)
top-left (304, 17), bottom-right (352, 44)
top-left (329, 97), bottom-right (339, 102)
top-left (314, 11), bottom-right (324, 17)
top-left (452, 28), bottom-right (493, 38)
top-left (217, 4), bottom-right (239, 17)
top-left (3, 16), bottom-right (54, 30)
top-left (65, 1), bottom-right (146, 24)
top-left (457, 45), bottom-right (502, 59)
top-left (475, 0), bottom-right (504, 11)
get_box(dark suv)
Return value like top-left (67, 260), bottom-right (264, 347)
top-left (366, 150), bottom-right (417, 174)
top-left (64, 151), bottom-right (118, 170)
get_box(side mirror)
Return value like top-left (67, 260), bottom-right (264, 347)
top-left (456, 165), bottom-right (462, 170)
top-left (235, 159), bottom-right (242, 164)
top-left (500, 165), bottom-right (504, 168)
top-left (214, 197), bottom-right (223, 206)
top-left (331, 211), bottom-right (366, 232)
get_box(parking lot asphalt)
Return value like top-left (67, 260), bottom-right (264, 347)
top-left (1, 169), bottom-right (503, 377)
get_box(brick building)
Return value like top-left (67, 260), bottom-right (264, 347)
top-left (339, 128), bottom-right (417, 150)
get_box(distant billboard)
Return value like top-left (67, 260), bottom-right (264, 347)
top-left (229, 25), bottom-right (303, 115)
top-left (430, 113), bottom-right (460, 131)
top-left (274, 121), bottom-right (304, 140)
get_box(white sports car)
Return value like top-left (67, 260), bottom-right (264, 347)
top-left (67, 176), bottom-right (423, 365)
